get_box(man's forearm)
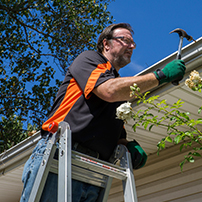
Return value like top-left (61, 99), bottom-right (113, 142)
top-left (93, 73), bottom-right (158, 102)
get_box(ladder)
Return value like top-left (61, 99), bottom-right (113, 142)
top-left (28, 121), bottom-right (138, 202)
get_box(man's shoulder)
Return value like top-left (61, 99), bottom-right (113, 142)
top-left (78, 50), bottom-right (107, 62)
top-left (80, 50), bottom-right (97, 55)
top-left (69, 50), bottom-right (108, 73)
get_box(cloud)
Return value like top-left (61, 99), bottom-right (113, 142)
top-left (120, 61), bottom-right (146, 77)
top-left (129, 61), bottom-right (145, 73)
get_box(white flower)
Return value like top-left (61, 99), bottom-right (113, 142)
top-left (116, 102), bottom-right (133, 122)
top-left (185, 78), bottom-right (195, 89)
top-left (190, 70), bottom-right (202, 84)
top-left (185, 70), bottom-right (202, 90)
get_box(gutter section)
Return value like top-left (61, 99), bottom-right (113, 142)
top-left (136, 36), bottom-right (202, 76)
top-left (130, 36), bottom-right (202, 104)
top-left (0, 132), bottom-right (41, 175)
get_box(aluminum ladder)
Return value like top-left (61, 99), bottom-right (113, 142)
top-left (28, 121), bottom-right (138, 202)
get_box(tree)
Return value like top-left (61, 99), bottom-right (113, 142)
top-left (0, 115), bottom-right (37, 153)
top-left (0, 0), bottom-right (114, 151)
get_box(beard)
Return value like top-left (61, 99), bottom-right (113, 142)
top-left (114, 54), bottom-right (131, 69)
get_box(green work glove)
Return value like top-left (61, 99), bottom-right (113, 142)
top-left (126, 140), bottom-right (147, 170)
top-left (154, 60), bottom-right (186, 85)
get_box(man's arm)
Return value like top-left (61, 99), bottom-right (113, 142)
top-left (93, 60), bottom-right (186, 102)
top-left (92, 72), bottom-right (158, 102)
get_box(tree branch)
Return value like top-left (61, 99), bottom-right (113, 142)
top-left (0, 4), bottom-right (59, 41)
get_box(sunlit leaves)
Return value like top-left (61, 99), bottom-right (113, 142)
top-left (0, 114), bottom-right (38, 153)
top-left (0, 0), bottom-right (114, 152)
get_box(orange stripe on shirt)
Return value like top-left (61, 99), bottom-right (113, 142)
top-left (84, 61), bottom-right (112, 99)
top-left (42, 78), bottom-right (82, 131)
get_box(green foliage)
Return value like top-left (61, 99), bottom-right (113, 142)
top-left (130, 85), bottom-right (202, 171)
top-left (0, 0), bottom-right (114, 152)
top-left (0, 115), bottom-right (39, 153)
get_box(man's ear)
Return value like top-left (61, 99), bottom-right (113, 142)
top-left (103, 38), bottom-right (110, 51)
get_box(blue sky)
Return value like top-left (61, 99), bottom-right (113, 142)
top-left (108, 0), bottom-right (202, 77)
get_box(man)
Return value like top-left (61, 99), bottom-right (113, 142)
top-left (20, 23), bottom-right (186, 202)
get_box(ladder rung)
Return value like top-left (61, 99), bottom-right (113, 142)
top-left (72, 165), bottom-right (108, 188)
top-left (49, 151), bottom-right (127, 182)
top-left (50, 159), bottom-right (108, 188)
top-left (72, 154), bottom-right (127, 181)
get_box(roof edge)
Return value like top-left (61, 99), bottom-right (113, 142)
top-left (135, 36), bottom-right (202, 76)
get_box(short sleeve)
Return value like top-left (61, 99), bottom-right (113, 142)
top-left (69, 51), bottom-right (115, 99)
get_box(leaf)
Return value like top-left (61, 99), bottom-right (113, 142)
top-left (187, 156), bottom-right (195, 163)
top-left (142, 121), bottom-right (149, 130)
top-left (192, 152), bottom-right (201, 157)
top-left (149, 124), bottom-right (154, 131)
top-left (180, 160), bottom-right (186, 172)
top-left (166, 136), bottom-right (173, 143)
top-left (180, 144), bottom-right (184, 152)
top-left (174, 135), bottom-right (182, 144)
top-left (132, 123), bottom-right (140, 132)
top-left (180, 112), bottom-right (190, 120)
top-left (157, 139), bottom-right (165, 151)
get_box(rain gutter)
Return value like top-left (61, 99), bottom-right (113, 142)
top-left (0, 132), bottom-right (41, 175)
top-left (131, 36), bottom-right (202, 103)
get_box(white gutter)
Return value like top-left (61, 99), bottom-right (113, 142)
top-left (130, 36), bottom-right (202, 104)
top-left (0, 131), bottom-right (41, 175)
top-left (136, 36), bottom-right (202, 76)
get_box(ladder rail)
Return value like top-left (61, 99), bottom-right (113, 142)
top-left (57, 121), bottom-right (72, 202)
top-left (97, 177), bottom-right (113, 202)
top-left (28, 136), bottom-right (58, 202)
top-left (120, 147), bottom-right (138, 202)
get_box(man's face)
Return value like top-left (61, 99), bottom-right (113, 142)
top-left (108, 28), bottom-right (136, 70)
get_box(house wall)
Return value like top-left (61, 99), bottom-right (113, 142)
top-left (108, 143), bottom-right (202, 202)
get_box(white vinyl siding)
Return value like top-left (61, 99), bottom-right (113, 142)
top-left (108, 142), bottom-right (202, 202)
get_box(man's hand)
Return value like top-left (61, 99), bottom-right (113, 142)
top-left (126, 140), bottom-right (147, 169)
top-left (154, 60), bottom-right (186, 85)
